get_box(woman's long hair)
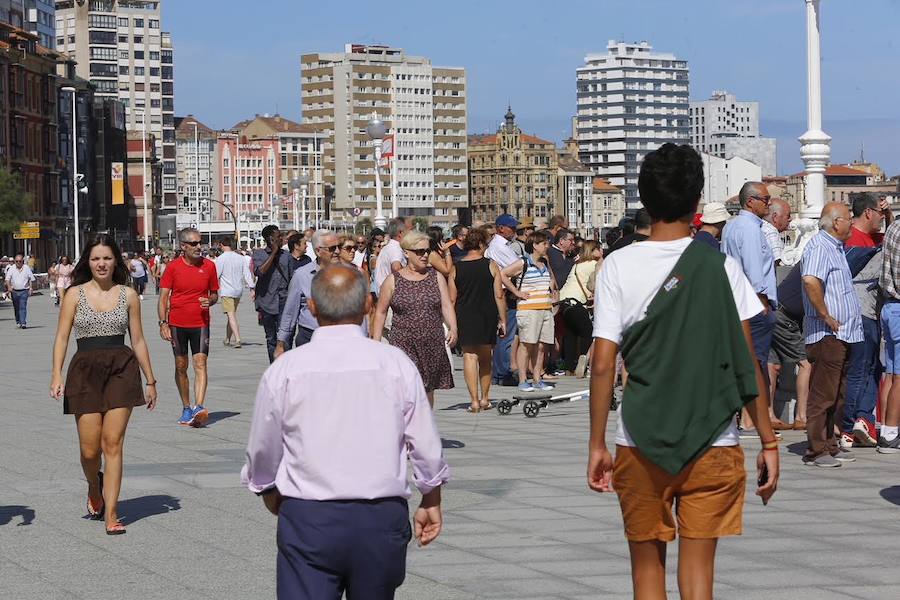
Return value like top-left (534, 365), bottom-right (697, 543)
top-left (71, 234), bottom-right (131, 286)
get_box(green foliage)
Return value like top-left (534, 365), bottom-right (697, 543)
top-left (411, 217), bottom-right (429, 232)
top-left (0, 168), bottom-right (29, 234)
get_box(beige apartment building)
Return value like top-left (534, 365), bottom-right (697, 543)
top-left (301, 43), bottom-right (467, 228)
top-left (468, 108), bottom-right (558, 223)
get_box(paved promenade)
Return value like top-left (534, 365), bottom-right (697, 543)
top-left (2, 291), bottom-right (900, 599)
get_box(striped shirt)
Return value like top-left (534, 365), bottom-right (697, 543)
top-left (761, 220), bottom-right (784, 263)
top-left (517, 256), bottom-right (553, 311)
top-left (801, 230), bottom-right (863, 345)
top-left (881, 220), bottom-right (900, 301)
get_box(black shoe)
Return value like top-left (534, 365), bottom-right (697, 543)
top-left (877, 434), bottom-right (900, 454)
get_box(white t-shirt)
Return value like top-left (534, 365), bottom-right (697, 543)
top-left (374, 239), bottom-right (406, 290)
top-left (592, 237), bottom-right (763, 447)
top-left (130, 258), bottom-right (147, 278)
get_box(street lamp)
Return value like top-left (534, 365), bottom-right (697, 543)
top-left (366, 116), bottom-right (387, 229)
top-left (291, 173), bottom-right (309, 231)
top-left (61, 86), bottom-right (80, 256)
top-left (271, 195), bottom-right (281, 227)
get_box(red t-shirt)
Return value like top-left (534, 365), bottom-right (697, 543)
top-left (160, 257), bottom-right (219, 328)
top-left (846, 226), bottom-right (883, 248)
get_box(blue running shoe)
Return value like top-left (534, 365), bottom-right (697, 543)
top-left (178, 406), bottom-right (194, 425)
top-left (518, 382), bottom-right (534, 392)
top-left (535, 381), bottom-right (555, 391)
top-left (190, 404), bottom-right (209, 428)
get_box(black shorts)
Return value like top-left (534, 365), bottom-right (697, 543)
top-left (768, 309), bottom-right (807, 365)
top-left (170, 326), bottom-right (210, 357)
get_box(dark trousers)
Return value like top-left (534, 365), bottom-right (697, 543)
top-left (843, 316), bottom-right (881, 432)
top-left (561, 302), bottom-right (593, 372)
top-left (11, 289), bottom-right (28, 325)
top-left (277, 497), bottom-right (411, 600)
top-left (750, 308), bottom-right (776, 391)
top-left (492, 307), bottom-right (517, 383)
top-left (806, 335), bottom-right (851, 459)
top-left (260, 312), bottom-right (284, 363)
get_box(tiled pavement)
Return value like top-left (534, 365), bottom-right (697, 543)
top-left (2, 292), bottom-right (900, 599)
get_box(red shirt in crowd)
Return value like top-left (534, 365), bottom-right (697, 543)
top-left (160, 257), bottom-right (219, 328)
top-left (846, 226), bottom-right (883, 248)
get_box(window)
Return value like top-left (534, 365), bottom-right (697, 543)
top-left (149, 19), bottom-right (160, 28)
top-left (161, 50), bottom-right (172, 64)
top-left (150, 99), bottom-right (160, 108)
top-left (149, 51), bottom-right (159, 61)
top-left (118, 35), bottom-right (127, 43)
top-left (118, 17), bottom-right (128, 27)
top-left (89, 63), bottom-right (118, 77)
top-left (134, 36), bottom-right (143, 45)
top-left (88, 14), bottom-right (116, 28)
top-left (134, 51), bottom-right (144, 59)
top-left (150, 83), bottom-right (160, 92)
top-left (118, 49), bottom-right (128, 58)
top-left (89, 30), bottom-right (116, 44)
top-left (134, 18), bottom-right (144, 28)
top-left (135, 83), bottom-right (145, 91)
top-left (161, 67), bottom-right (173, 80)
top-left (150, 67), bottom-right (159, 77)
top-left (90, 46), bottom-right (117, 60)
top-left (134, 67), bottom-right (145, 76)
top-left (119, 66), bottom-right (129, 75)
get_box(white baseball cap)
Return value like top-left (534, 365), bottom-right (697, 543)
top-left (700, 202), bottom-right (731, 224)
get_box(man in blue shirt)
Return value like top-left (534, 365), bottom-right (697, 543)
top-left (722, 182), bottom-right (785, 431)
top-left (801, 202), bottom-right (863, 467)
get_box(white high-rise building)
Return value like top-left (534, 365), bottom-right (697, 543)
top-left (55, 0), bottom-right (176, 213)
top-left (576, 41), bottom-right (690, 212)
top-left (0, 0), bottom-right (55, 47)
top-left (301, 44), bottom-right (468, 227)
top-left (690, 90), bottom-right (776, 177)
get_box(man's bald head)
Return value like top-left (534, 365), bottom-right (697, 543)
top-left (819, 202), bottom-right (852, 241)
top-left (766, 198), bottom-right (792, 232)
top-left (309, 264), bottom-right (370, 326)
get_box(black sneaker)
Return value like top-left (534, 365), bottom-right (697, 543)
top-left (876, 434), bottom-right (900, 454)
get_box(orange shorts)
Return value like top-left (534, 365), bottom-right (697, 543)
top-left (612, 445), bottom-right (746, 542)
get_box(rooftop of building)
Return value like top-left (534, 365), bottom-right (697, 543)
top-left (558, 154), bottom-right (591, 172)
top-left (593, 178), bottom-right (621, 192)
top-left (790, 165), bottom-right (870, 178)
top-left (467, 132), bottom-right (554, 147)
top-left (231, 114), bottom-right (317, 136)
top-left (174, 115), bottom-right (216, 138)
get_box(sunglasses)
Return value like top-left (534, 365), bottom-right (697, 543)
top-left (408, 248), bottom-right (431, 257)
top-left (318, 244), bottom-right (339, 253)
top-left (341, 245), bottom-right (356, 251)
top-left (182, 240), bottom-right (201, 247)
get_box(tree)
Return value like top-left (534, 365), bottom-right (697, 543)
top-left (411, 217), bottom-right (429, 232)
top-left (0, 168), bottom-right (29, 234)
top-left (354, 217), bottom-right (373, 236)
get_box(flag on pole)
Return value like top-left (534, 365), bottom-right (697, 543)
top-left (379, 134), bottom-right (394, 168)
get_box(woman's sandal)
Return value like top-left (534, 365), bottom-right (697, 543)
top-left (105, 521), bottom-right (127, 535)
top-left (87, 472), bottom-right (104, 520)
top-left (479, 401), bottom-right (493, 411)
top-left (466, 403), bottom-right (481, 413)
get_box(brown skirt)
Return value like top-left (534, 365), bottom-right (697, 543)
top-left (63, 346), bottom-right (145, 415)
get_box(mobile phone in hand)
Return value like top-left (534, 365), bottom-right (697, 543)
top-left (757, 463), bottom-right (769, 488)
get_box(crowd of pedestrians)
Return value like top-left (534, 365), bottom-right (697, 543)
top-left (26, 139), bottom-right (900, 598)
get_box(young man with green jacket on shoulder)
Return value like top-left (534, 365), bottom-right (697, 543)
top-left (586, 143), bottom-right (780, 600)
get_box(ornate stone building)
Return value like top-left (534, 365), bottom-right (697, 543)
top-left (468, 108), bottom-right (558, 223)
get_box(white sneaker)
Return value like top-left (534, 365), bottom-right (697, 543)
top-left (839, 433), bottom-right (854, 451)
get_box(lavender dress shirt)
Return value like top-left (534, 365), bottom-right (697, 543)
top-left (241, 324), bottom-right (450, 500)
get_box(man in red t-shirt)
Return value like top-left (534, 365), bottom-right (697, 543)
top-left (158, 228), bottom-right (219, 427)
top-left (847, 194), bottom-right (892, 248)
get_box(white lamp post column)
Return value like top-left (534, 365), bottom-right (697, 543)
top-left (366, 117), bottom-right (387, 230)
top-left (799, 0), bottom-right (831, 220)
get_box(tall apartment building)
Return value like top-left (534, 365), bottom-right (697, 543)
top-left (0, 1), bottom-right (55, 47)
top-left (174, 114), bottom-right (216, 224)
top-left (301, 43), bottom-right (467, 228)
top-left (576, 41), bottom-right (690, 212)
top-left (557, 151), bottom-right (595, 237)
top-left (468, 108), bottom-right (558, 224)
top-left (690, 90), bottom-right (776, 177)
top-left (54, 0), bottom-right (176, 215)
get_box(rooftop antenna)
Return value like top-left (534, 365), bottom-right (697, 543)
top-left (859, 142), bottom-right (865, 164)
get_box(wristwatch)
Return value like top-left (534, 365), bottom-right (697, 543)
top-left (158, 319), bottom-right (168, 326)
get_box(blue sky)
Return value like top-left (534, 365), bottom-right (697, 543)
top-left (169, 0), bottom-right (900, 176)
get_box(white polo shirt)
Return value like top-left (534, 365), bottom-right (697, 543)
top-left (6, 265), bottom-right (35, 290)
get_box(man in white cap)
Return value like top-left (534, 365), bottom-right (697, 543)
top-left (694, 203), bottom-right (730, 250)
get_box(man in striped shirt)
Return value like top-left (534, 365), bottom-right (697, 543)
top-left (513, 230), bottom-right (557, 392)
top-left (800, 202), bottom-right (863, 467)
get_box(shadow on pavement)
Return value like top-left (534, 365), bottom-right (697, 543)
top-left (786, 441), bottom-right (807, 456)
top-left (879, 486), bottom-right (900, 506)
top-left (0, 505), bottom-right (35, 526)
top-left (205, 411), bottom-right (240, 426)
top-left (440, 402), bottom-right (477, 411)
top-left (442, 438), bottom-right (465, 449)
top-left (119, 495), bottom-right (181, 525)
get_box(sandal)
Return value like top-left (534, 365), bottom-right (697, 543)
top-left (87, 472), bottom-right (104, 520)
top-left (480, 401), bottom-right (493, 411)
top-left (105, 521), bottom-right (127, 535)
top-left (466, 403), bottom-right (480, 413)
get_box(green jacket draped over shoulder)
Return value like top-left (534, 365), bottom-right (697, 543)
top-left (620, 240), bottom-right (759, 475)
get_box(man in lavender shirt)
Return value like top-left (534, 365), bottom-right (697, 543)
top-left (242, 264), bottom-right (449, 599)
